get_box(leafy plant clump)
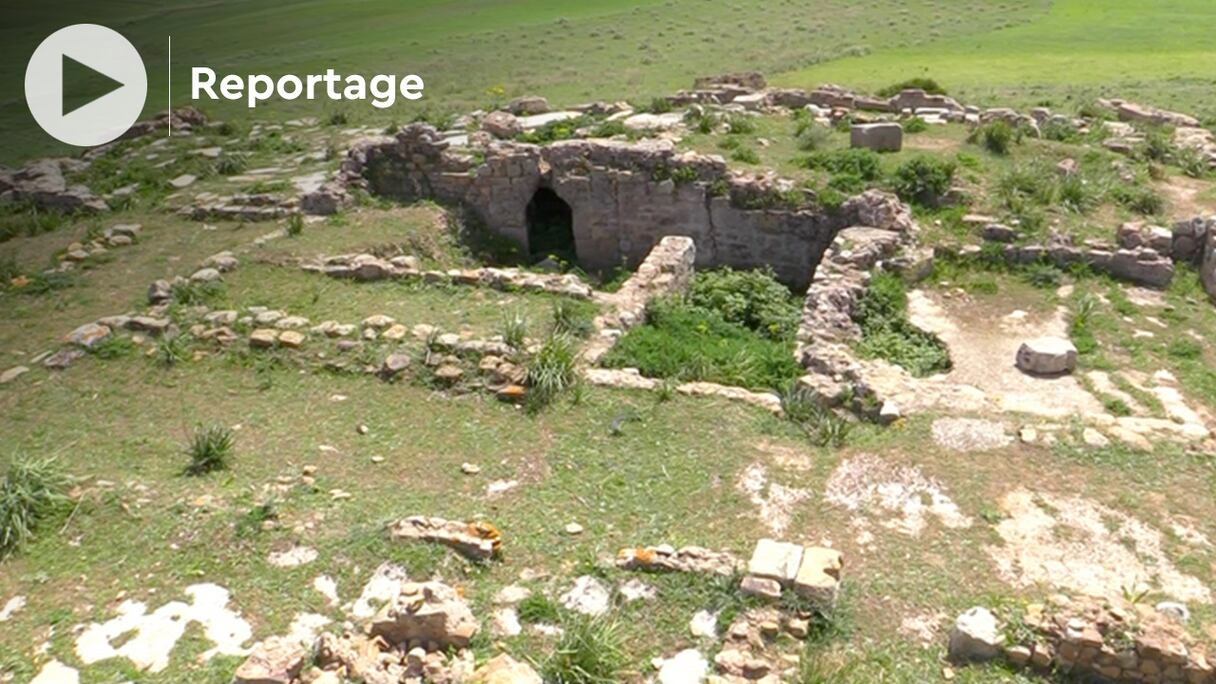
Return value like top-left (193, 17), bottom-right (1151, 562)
top-left (803, 148), bottom-right (883, 181)
top-left (601, 298), bottom-right (801, 390)
top-left (525, 333), bottom-right (579, 412)
top-left (890, 156), bottom-right (956, 207)
top-left (854, 271), bottom-right (950, 377)
top-left (876, 77), bottom-right (947, 98)
top-left (184, 424), bottom-right (235, 475)
top-left (542, 616), bottom-right (625, 684)
top-left (969, 120), bottom-right (1022, 155)
top-left (0, 458), bottom-right (70, 559)
top-left (689, 267), bottom-right (800, 340)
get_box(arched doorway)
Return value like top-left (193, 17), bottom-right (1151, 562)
top-left (525, 188), bottom-right (576, 264)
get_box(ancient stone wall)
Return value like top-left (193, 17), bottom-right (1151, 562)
top-left (346, 124), bottom-right (847, 289)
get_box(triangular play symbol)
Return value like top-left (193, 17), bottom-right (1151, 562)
top-left (61, 53), bottom-right (125, 117)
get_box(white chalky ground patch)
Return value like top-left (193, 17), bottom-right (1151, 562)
top-left (284, 612), bottom-right (331, 645)
top-left (348, 563), bottom-right (408, 619)
top-left (491, 607), bottom-right (522, 637)
top-left (313, 575), bottom-right (340, 606)
top-left (0, 595), bottom-right (26, 621)
top-left (825, 454), bottom-right (971, 537)
top-left (75, 583), bottom-right (251, 673)
top-left (653, 648), bottom-right (709, 684)
top-left (736, 463), bottom-right (812, 537)
top-left (485, 479), bottom-right (519, 497)
top-left (29, 660), bottom-right (79, 684)
top-left (267, 545), bottom-right (318, 568)
top-left (689, 609), bottom-right (719, 639)
top-left (619, 578), bottom-right (657, 602)
top-left (988, 489), bottom-right (1212, 604)
top-left (930, 418), bottom-right (1012, 452)
top-left (559, 576), bottom-right (611, 616)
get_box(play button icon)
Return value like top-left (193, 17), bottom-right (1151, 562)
top-left (25, 24), bottom-right (148, 147)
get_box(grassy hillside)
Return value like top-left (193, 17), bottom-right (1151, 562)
top-left (2, 0), bottom-right (1045, 162)
top-left (778, 0), bottom-right (1216, 120)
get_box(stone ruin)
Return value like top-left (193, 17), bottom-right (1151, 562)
top-left (335, 124), bottom-right (902, 290)
top-left (949, 598), bottom-right (1215, 683)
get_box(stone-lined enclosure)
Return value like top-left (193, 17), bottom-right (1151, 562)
top-left (341, 125), bottom-right (896, 289)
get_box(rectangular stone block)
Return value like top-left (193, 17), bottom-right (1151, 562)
top-left (793, 546), bottom-right (843, 603)
top-left (747, 538), bottom-right (803, 585)
top-left (850, 123), bottom-right (903, 152)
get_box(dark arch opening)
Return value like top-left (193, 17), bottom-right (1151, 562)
top-left (525, 188), bottom-right (576, 264)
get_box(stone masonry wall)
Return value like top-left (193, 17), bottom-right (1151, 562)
top-left (346, 124), bottom-right (853, 289)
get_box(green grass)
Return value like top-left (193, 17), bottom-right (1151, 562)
top-left (779, 0), bottom-right (1216, 120)
top-left (3, 0), bottom-right (1046, 162)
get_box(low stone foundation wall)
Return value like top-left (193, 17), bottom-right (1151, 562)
top-left (950, 599), bottom-right (1215, 683)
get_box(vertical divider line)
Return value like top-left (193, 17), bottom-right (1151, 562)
top-left (167, 35), bottom-right (172, 137)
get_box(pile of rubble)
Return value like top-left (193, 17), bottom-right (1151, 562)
top-left (180, 191), bottom-right (297, 222)
top-left (387, 516), bottom-right (501, 561)
top-left (0, 158), bottom-right (105, 213)
top-left (949, 598), bottom-right (1214, 683)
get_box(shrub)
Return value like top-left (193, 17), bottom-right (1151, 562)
top-left (1022, 262), bottom-right (1063, 289)
top-left (876, 78), bottom-right (946, 98)
top-left (1110, 184), bottom-right (1165, 216)
top-left (725, 114), bottom-right (756, 135)
top-left (644, 97), bottom-right (672, 114)
top-left (516, 116), bottom-right (592, 144)
top-left (590, 119), bottom-right (627, 138)
top-left (171, 278), bottom-right (224, 306)
top-left (184, 425), bottom-right (235, 476)
top-left (804, 148), bottom-right (882, 181)
top-left (827, 173), bottom-right (865, 194)
top-left (685, 108), bottom-right (719, 135)
top-left (542, 617), bottom-right (625, 684)
top-left (795, 118), bottom-right (832, 151)
top-left (551, 300), bottom-right (594, 339)
top-left (1175, 145), bottom-right (1210, 178)
top-left (0, 458), bottom-right (70, 559)
top-left (326, 110), bottom-right (349, 126)
top-left (214, 154), bottom-right (248, 176)
top-left (602, 299), bottom-right (801, 390)
top-left (780, 384), bottom-right (851, 448)
top-left (1057, 174), bottom-right (1095, 213)
top-left (969, 120), bottom-right (1021, 155)
top-left (901, 116), bottom-right (929, 134)
top-left (1041, 119), bottom-right (1081, 142)
top-left (854, 272), bottom-right (950, 377)
top-left (730, 147), bottom-right (760, 164)
top-left (689, 268), bottom-right (800, 340)
top-left (995, 164), bottom-right (1057, 209)
top-left (1138, 127), bottom-right (1174, 162)
top-left (890, 157), bottom-right (955, 207)
top-left (525, 333), bottom-right (579, 412)
top-left (87, 335), bottom-right (137, 360)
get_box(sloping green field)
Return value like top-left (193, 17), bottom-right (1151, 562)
top-left (777, 0), bottom-right (1216, 117)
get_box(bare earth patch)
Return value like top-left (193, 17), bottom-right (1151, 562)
top-left (824, 454), bottom-right (972, 537)
top-left (987, 489), bottom-right (1212, 604)
top-left (736, 463), bottom-right (812, 537)
top-left (930, 417), bottom-right (1013, 451)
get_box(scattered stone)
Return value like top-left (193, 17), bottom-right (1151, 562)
top-left (564, 522), bottom-right (584, 535)
top-left (380, 353), bottom-right (412, 379)
top-left (434, 364), bottom-right (464, 383)
top-left (470, 654), bottom-right (542, 684)
top-left (169, 174), bottom-right (197, 189)
top-left (190, 267), bottom-right (222, 283)
top-left (277, 330), bottom-right (306, 349)
top-left (1015, 337), bottom-right (1077, 376)
top-left (1, 366), bottom-right (30, 384)
top-left (1081, 427), bottom-right (1110, 448)
top-left (481, 111), bottom-right (523, 139)
top-left (948, 607), bottom-right (1002, 662)
top-left (267, 545), bottom-right (317, 568)
top-left (616, 545), bottom-right (742, 576)
top-left (232, 636), bottom-right (307, 684)
top-left (559, 575), bottom-right (611, 616)
top-left (369, 580), bottom-right (480, 648)
top-left (739, 575), bottom-right (782, 600)
top-left (44, 348), bottom-right (84, 370)
top-left (148, 279), bottom-right (172, 304)
top-left (689, 609), bottom-right (718, 639)
top-left (249, 329), bottom-right (278, 348)
top-left (388, 516), bottom-right (500, 560)
top-left (0, 595), bottom-right (26, 621)
top-left (1155, 601), bottom-right (1190, 623)
top-left (460, 462), bottom-right (481, 475)
top-left (64, 322), bottom-right (111, 349)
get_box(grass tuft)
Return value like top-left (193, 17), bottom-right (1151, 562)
top-left (541, 616), bottom-right (625, 684)
top-left (0, 458), bottom-right (70, 559)
top-left (184, 425), bottom-right (235, 476)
